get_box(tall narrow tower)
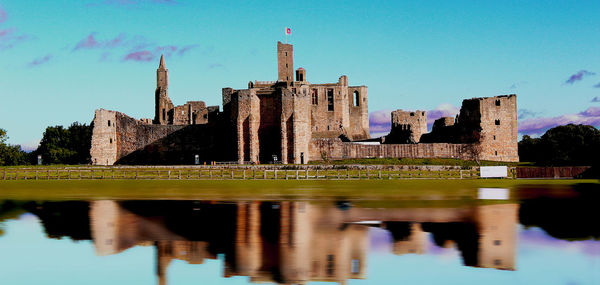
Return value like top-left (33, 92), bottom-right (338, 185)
top-left (277, 41), bottom-right (294, 82)
top-left (154, 55), bottom-right (173, 125)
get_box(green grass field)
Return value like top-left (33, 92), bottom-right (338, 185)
top-left (0, 179), bottom-right (594, 201)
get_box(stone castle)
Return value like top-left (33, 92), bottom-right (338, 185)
top-left (90, 41), bottom-right (518, 165)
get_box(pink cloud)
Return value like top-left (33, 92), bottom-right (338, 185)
top-left (369, 109), bottom-right (392, 137)
top-left (73, 33), bottom-right (131, 51)
top-left (177, 44), bottom-right (198, 56)
top-left (565, 70), bottom-right (595, 85)
top-left (518, 107), bottom-right (600, 135)
top-left (0, 6), bottom-right (7, 24)
top-left (426, 103), bottom-right (459, 127)
top-left (0, 6), bottom-right (31, 50)
top-left (28, 54), bottom-right (52, 67)
top-left (72, 33), bottom-right (195, 62)
top-left (73, 33), bottom-right (100, 50)
top-left (122, 45), bottom-right (193, 62)
top-left (0, 27), bottom-right (14, 38)
top-left (123, 50), bottom-right (154, 62)
top-left (88, 0), bottom-right (178, 6)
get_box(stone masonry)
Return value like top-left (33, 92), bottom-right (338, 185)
top-left (386, 110), bottom-right (428, 143)
top-left (90, 41), bottom-right (518, 165)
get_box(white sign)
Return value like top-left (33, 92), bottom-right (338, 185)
top-left (478, 188), bottom-right (510, 200)
top-left (480, 166), bottom-right (508, 178)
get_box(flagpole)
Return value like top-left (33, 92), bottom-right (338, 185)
top-left (285, 28), bottom-right (287, 44)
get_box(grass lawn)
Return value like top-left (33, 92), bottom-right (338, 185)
top-left (0, 179), bottom-right (594, 201)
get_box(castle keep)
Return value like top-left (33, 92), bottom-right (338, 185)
top-left (90, 41), bottom-right (518, 165)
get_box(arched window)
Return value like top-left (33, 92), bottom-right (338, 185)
top-left (354, 91), bottom-right (360, 107)
top-left (311, 89), bottom-right (318, 105)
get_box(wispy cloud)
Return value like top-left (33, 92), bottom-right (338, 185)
top-left (73, 32), bottom-right (140, 51)
top-left (594, 82), bottom-right (600, 88)
top-left (0, 6), bottom-right (7, 24)
top-left (123, 50), bottom-right (154, 61)
top-left (0, 5), bottom-right (32, 50)
top-left (517, 109), bottom-right (541, 120)
top-left (28, 54), bottom-right (52, 67)
top-left (592, 97), bottom-right (600, 103)
top-left (88, 0), bottom-right (179, 7)
top-left (368, 109), bottom-right (392, 137)
top-left (71, 33), bottom-right (196, 62)
top-left (510, 81), bottom-right (528, 89)
top-left (123, 45), bottom-right (180, 62)
top-left (177, 44), bottom-right (198, 56)
top-left (426, 103), bottom-right (459, 127)
top-left (518, 107), bottom-right (600, 135)
top-left (208, 63), bottom-right (224, 69)
top-left (565, 70), bottom-right (595, 85)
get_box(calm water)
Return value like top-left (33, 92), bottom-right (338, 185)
top-left (0, 183), bottom-right (599, 284)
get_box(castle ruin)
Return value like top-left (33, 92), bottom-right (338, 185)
top-left (90, 41), bottom-right (518, 165)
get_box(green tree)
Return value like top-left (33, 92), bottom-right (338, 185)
top-left (518, 124), bottom-right (600, 166)
top-left (35, 122), bottom-right (93, 165)
top-left (0, 128), bottom-right (30, 166)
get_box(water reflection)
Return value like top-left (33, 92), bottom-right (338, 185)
top-left (1, 183), bottom-right (598, 284)
top-left (16, 200), bottom-right (517, 284)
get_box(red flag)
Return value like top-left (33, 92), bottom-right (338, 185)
top-left (285, 27), bottom-right (291, 35)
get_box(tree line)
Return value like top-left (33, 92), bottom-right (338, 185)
top-left (518, 124), bottom-right (600, 166)
top-left (0, 122), bottom-right (92, 166)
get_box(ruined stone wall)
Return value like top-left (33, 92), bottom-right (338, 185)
top-left (476, 95), bottom-right (518, 162)
top-left (388, 110), bottom-right (428, 143)
top-left (172, 101), bottom-right (210, 125)
top-left (231, 89), bottom-right (261, 164)
top-left (310, 138), bottom-right (472, 161)
top-left (348, 85), bottom-right (369, 140)
top-left (114, 112), bottom-right (184, 162)
top-left (284, 87), bottom-right (310, 164)
top-left (418, 95), bottom-right (518, 162)
top-left (90, 109), bottom-right (118, 165)
top-left (432, 117), bottom-right (455, 132)
top-left (309, 77), bottom-right (369, 141)
top-left (91, 109), bottom-right (231, 165)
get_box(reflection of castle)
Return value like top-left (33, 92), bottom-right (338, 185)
top-left (30, 200), bottom-right (518, 284)
top-left (384, 204), bottom-right (518, 270)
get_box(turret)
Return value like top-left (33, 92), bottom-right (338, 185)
top-left (277, 41), bottom-right (294, 82)
top-left (154, 55), bottom-right (173, 125)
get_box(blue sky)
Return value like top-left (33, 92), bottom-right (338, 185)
top-left (1, 0), bottom-right (599, 148)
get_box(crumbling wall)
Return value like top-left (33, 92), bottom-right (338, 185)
top-left (90, 109), bottom-right (118, 165)
top-left (418, 95), bottom-right (518, 162)
top-left (91, 109), bottom-right (229, 165)
top-left (310, 138), bottom-right (472, 161)
top-left (386, 110), bottom-right (428, 143)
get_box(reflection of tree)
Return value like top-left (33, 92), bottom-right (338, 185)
top-left (0, 201), bottom-right (27, 236)
top-left (519, 183), bottom-right (600, 240)
top-left (25, 201), bottom-right (91, 240)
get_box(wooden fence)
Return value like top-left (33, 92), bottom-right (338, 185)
top-left (0, 167), bottom-right (488, 180)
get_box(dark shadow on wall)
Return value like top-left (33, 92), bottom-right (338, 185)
top-left (115, 124), bottom-right (235, 165)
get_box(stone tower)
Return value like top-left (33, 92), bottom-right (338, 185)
top-left (154, 55), bottom-right (174, 125)
top-left (277, 41), bottom-right (294, 82)
top-left (388, 110), bottom-right (428, 143)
